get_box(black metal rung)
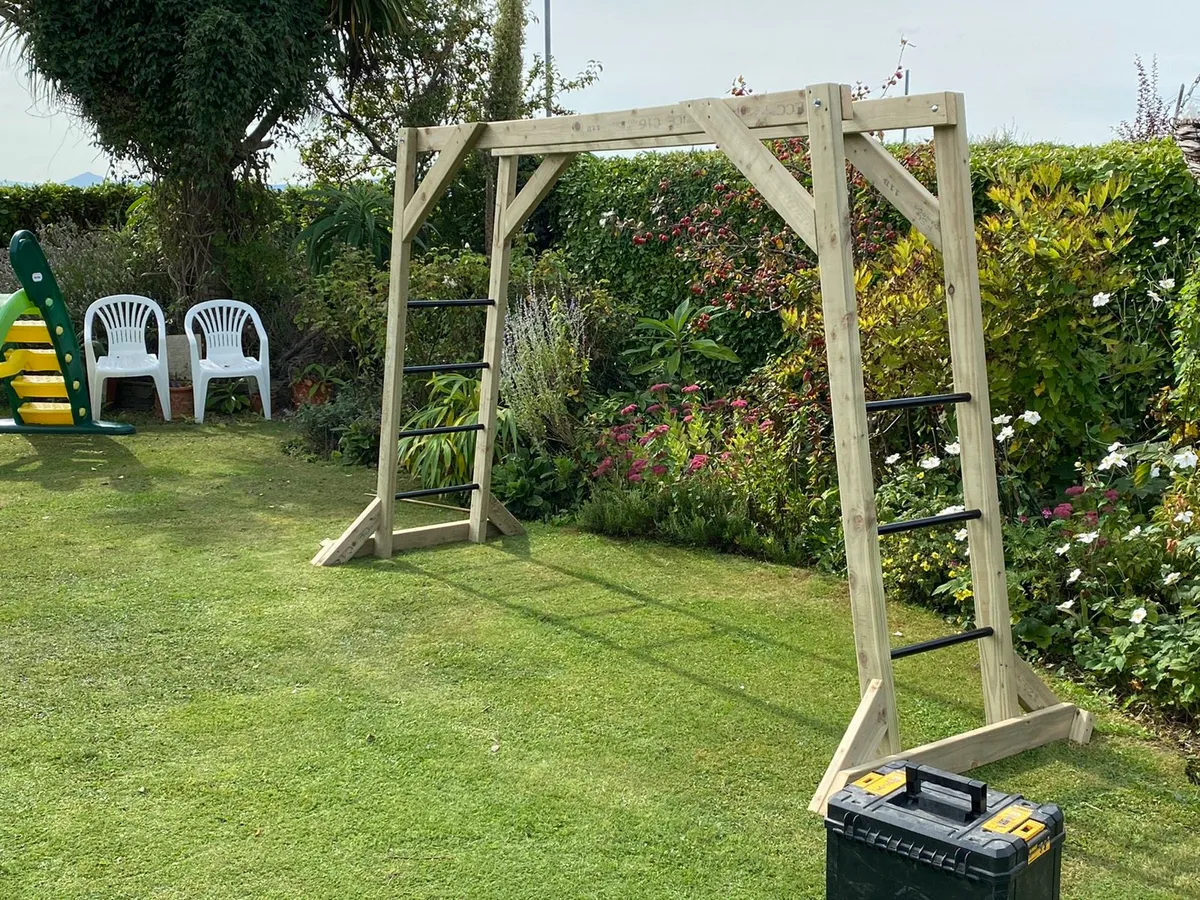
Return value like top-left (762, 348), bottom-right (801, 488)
top-left (398, 423), bottom-right (483, 439)
top-left (407, 298), bottom-right (494, 309)
top-left (891, 627), bottom-right (995, 660)
top-left (403, 362), bottom-right (488, 374)
top-left (395, 482), bottom-right (479, 500)
top-left (878, 508), bottom-right (981, 535)
top-left (866, 392), bottom-right (972, 413)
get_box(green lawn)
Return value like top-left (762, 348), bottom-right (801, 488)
top-left (1, 423), bottom-right (1198, 898)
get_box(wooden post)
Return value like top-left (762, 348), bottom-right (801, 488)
top-left (373, 128), bottom-right (419, 559)
top-left (934, 94), bottom-right (1020, 724)
top-left (468, 155), bottom-right (519, 542)
top-left (806, 82), bottom-right (900, 754)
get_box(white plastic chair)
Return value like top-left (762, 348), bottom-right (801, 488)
top-left (85, 294), bottom-right (171, 420)
top-left (184, 299), bottom-right (271, 424)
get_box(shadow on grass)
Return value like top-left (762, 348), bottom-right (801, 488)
top-left (0, 434), bottom-right (149, 493)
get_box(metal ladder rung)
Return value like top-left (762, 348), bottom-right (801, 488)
top-left (407, 299), bottom-right (494, 309)
top-left (395, 483), bottom-right (479, 501)
top-left (877, 508), bottom-right (981, 536)
top-left (891, 627), bottom-right (995, 660)
top-left (403, 362), bottom-right (488, 375)
top-left (866, 392), bottom-right (972, 413)
top-left (398, 423), bottom-right (483, 439)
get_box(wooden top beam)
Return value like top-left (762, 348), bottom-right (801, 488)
top-left (412, 88), bottom-right (955, 156)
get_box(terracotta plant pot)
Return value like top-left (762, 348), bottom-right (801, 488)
top-left (291, 378), bottom-right (332, 407)
top-left (155, 385), bottom-right (195, 421)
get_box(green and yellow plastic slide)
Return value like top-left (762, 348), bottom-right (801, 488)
top-left (0, 230), bottom-right (134, 434)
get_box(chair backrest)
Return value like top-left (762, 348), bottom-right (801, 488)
top-left (184, 299), bottom-right (268, 366)
top-left (84, 295), bottom-right (165, 360)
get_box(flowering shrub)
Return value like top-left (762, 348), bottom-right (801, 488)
top-left (577, 380), bottom-right (841, 568)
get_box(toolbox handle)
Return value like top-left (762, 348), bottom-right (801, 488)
top-left (904, 765), bottom-right (988, 818)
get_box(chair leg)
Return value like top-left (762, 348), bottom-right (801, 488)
top-left (154, 370), bottom-right (171, 422)
top-left (91, 375), bottom-right (105, 416)
top-left (256, 371), bottom-right (271, 420)
top-left (193, 375), bottom-right (207, 425)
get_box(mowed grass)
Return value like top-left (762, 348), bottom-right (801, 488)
top-left (1, 424), bottom-right (1199, 899)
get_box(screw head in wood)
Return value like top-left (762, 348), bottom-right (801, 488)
top-left (931, 104), bottom-right (939, 112)
top-left (813, 99), bottom-right (822, 108)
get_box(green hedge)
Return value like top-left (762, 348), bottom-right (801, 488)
top-left (549, 140), bottom-right (1200, 374)
top-left (0, 183), bottom-right (146, 240)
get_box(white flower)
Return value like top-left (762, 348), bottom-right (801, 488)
top-left (1153, 237), bottom-right (1170, 248)
top-left (599, 210), bottom-right (617, 226)
top-left (1124, 526), bottom-right (1142, 541)
top-left (945, 442), bottom-right (961, 456)
top-left (1149, 290), bottom-right (1163, 303)
top-left (919, 456), bottom-right (941, 470)
top-left (992, 414), bottom-right (1012, 425)
top-left (1098, 451), bottom-right (1127, 471)
top-left (1092, 292), bottom-right (1112, 307)
top-left (1055, 543), bottom-right (1071, 556)
top-left (885, 453), bottom-right (901, 465)
top-left (1056, 599), bottom-right (1076, 612)
top-left (1108, 441), bottom-right (1124, 453)
top-left (996, 426), bottom-right (1015, 443)
top-left (1173, 449), bottom-right (1198, 469)
top-left (1067, 568), bottom-right (1082, 584)
top-left (1159, 278), bottom-right (1175, 291)
top-left (1151, 465), bottom-right (1162, 478)
top-left (955, 528), bottom-right (969, 541)
top-left (1164, 571), bottom-right (1182, 586)
top-left (1130, 606), bottom-right (1148, 624)
top-left (1176, 510), bottom-right (1195, 524)
top-left (940, 504), bottom-right (966, 515)
top-left (1020, 410), bottom-right (1042, 425)
top-left (1076, 531), bottom-right (1099, 545)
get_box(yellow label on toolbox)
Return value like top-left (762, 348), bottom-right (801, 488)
top-left (1028, 837), bottom-right (1052, 864)
top-left (982, 805), bottom-right (1033, 834)
top-left (852, 770), bottom-right (907, 797)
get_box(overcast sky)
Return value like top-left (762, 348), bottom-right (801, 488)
top-left (1, 0), bottom-right (1198, 183)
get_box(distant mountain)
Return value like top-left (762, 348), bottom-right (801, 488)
top-left (64, 171), bottom-right (104, 188)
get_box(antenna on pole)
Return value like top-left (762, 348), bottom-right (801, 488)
top-left (544, 0), bottom-right (553, 117)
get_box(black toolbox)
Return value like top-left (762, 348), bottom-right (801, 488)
top-left (825, 760), bottom-right (1064, 899)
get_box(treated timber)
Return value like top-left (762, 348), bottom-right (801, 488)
top-left (468, 156), bottom-right (519, 542)
top-left (487, 493), bottom-right (526, 536)
top-left (373, 128), bottom-right (419, 559)
top-left (312, 497), bottom-right (381, 566)
top-left (402, 123), bottom-right (485, 242)
top-left (1013, 657), bottom-right (1062, 713)
top-left (808, 680), bottom-right (889, 814)
top-left (813, 703), bottom-right (1081, 815)
top-left (805, 82), bottom-right (899, 753)
top-left (393, 520), bottom-right (471, 551)
top-left (501, 154), bottom-right (577, 242)
top-left (412, 89), bottom-right (955, 156)
top-left (685, 99), bottom-right (818, 252)
top-left (935, 94), bottom-right (1021, 724)
top-left (844, 133), bottom-right (942, 250)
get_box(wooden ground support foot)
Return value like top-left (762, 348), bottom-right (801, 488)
top-left (312, 498), bottom-right (381, 566)
top-left (808, 679), bottom-right (894, 813)
top-left (810, 702), bottom-right (1089, 816)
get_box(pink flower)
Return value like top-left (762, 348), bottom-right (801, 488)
top-left (621, 404), bottom-right (638, 416)
top-left (1053, 503), bottom-right (1073, 519)
top-left (651, 465), bottom-right (667, 476)
top-left (646, 404), bottom-right (663, 414)
top-left (628, 472), bottom-right (643, 483)
top-left (1042, 508), bottom-right (1053, 519)
top-left (1065, 486), bottom-right (1086, 497)
top-left (683, 415), bottom-right (694, 423)
top-left (1085, 509), bottom-right (1099, 525)
top-left (631, 458), bottom-right (648, 473)
top-left (720, 451), bottom-right (732, 461)
top-left (1018, 515), bottom-right (1029, 524)
top-left (682, 384), bottom-right (701, 394)
top-left (592, 458), bottom-right (613, 478)
top-left (687, 453), bottom-right (710, 473)
top-left (650, 383), bottom-right (671, 393)
top-left (1104, 489), bottom-right (1119, 502)
top-left (731, 398), bottom-right (748, 408)
top-left (615, 432), bottom-right (631, 443)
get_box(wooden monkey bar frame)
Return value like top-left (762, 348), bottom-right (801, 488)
top-left (312, 84), bottom-right (1093, 809)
